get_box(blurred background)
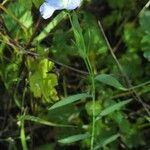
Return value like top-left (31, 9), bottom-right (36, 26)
top-left (0, 0), bottom-right (150, 150)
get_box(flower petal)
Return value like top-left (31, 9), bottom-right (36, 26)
top-left (39, 0), bottom-right (82, 19)
top-left (45, 0), bottom-right (64, 9)
top-left (40, 2), bottom-right (56, 19)
top-left (66, 0), bottom-right (81, 10)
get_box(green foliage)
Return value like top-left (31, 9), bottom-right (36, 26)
top-left (0, 0), bottom-right (150, 150)
top-left (94, 133), bottom-right (120, 150)
top-left (95, 74), bottom-right (127, 91)
top-left (19, 0), bottom-right (43, 9)
top-left (85, 100), bottom-right (102, 117)
top-left (27, 58), bottom-right (58, 103)
top-left (58, 133), bottom-right (90, 144)
top-left (83, 12), bottom-right (107, 55)
top-left (96, 99), bottom-right (132, 120)
top-left (140, 10), bottom-right (150, 62)
top-left (2, 1), bottom-right (33, 39)
top-left (140, 11), bottom-right (150, 34)
top-left (35, 11), bottom-right (68, 42)
top-left (49, 93), bottom-right (91, 110)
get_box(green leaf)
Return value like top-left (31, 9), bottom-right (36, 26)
top-left (140, 11), bottom-right (150, 34)
top-left (21, 115), bottom-right (74, 127)
top-left (95, 74), bottom-right (127, 91)
top-left (144, 50), bottom-right (150, 61)
top-left (2, 2), bottom-right (32, 36)
top-left (58, 133), bottom-right (90, 144)
top-left (49, 93), bottom-right (91, 110)
top-left (94, 134), bottom-right (120, 150)
top-left (96, 99), bottom-right (132, 121)
top-left (32, 0), bottom-right (43, 8)
top-left (85, 101), bottom-right (102, 116)
top-left (83, 12), bottom-right (107, 54)
top-left (35, 11), bottom-right (67, 42)
top-left (69, 12), bottom-right (86, 57)
top-left (145, 117), bottom-right (150, 122)
top-left (19, 0), bottom-right (32, 10)
top-left (27, 58), bottom-right (58, 103)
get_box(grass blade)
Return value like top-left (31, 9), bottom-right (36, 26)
top-left (94, 134), bottom-right (120, 150)
top-left (22, 115), bottom-right (74, 127)
top-left (96, 99), bottom-right (132, 121)
top-left (69, 12), bottom-right (87, 57)
top-left (95, 74), bottom-right (127, 91)
top-left (58, 133), bottom-right (90, 144)
top-left (49, 93), bottom-right (91, 110)
top-left (35, 11), bottom-right (67, 42)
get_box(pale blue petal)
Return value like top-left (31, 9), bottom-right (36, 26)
top-left (66, 0), bottom-right (81, 10)
top-left (45, 0), bottom-right (64, 9)
top-left (40, 2), bottom-right (56, 19)
top-left (40, 0), bottom-right (82, 19)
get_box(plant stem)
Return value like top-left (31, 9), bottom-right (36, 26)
top-left (20, 118), bottom-right (28, 150)
top-left (84, 56), bottom-right (96, 150)
top-left (69, 12), bottom-right (97, 149)
top-left (90, 74), bottom-right (96, 150)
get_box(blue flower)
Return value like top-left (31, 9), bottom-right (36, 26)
top-left (40, 0), bottom-right (81, 19)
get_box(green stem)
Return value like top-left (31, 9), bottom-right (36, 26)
top-left (84, 56), bottom-right (96, 150)
top-left (68, 12), bottom-right (96, 149)
top-left (90, 74), bottom-right (96, 150)
top-left (20, 87), bottom-right (28, 150)
top-left (20, 118), bottom-right (28, 150)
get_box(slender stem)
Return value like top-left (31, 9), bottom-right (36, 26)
top-left (90, 73), bottom-right (96, 150)
top-left (68, 12), bottom-right (96, 149)
top-left (20, 118), bottom-right (28, 150)
top-left (84, 56), bottom-right (96, 150)
top-left (20, 86), bottom-right (28, 150)
top-left (139, 0), bottom-right (150, 15)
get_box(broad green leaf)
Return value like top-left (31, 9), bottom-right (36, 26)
top-left (27, 58), bottom-right (58, 103)
top-left (94, 134), bottom-right (120, 150)
top-left (96, 99), bottom-right (132, 120)
top-left (1, 2), bottom-right (32, 36)
top-left (58, 133), bottom-right (90, 144)
top-left (95, 74), bottom-right (127, 91)
top-left (49, 93), bottom-right (91, 110)
top-left (18, 0), bottom-right (32, 10)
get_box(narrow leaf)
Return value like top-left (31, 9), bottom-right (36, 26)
top-left (58, 133), bottom-right (90, 144)
top-left (35, 11), bottom-right (67, 42)
top-left (94, 134), bottom-right (120, 150)
top-left (69, 12), bottom-right (86, 57)
top-left (95, 74), bottom-right (127, 91)
top-left (22, 115), bottom-right (74, 127)
top-left (96, 99), bottom-right (132, 121)
top-left (49, 93), bottom-right (91, 110)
